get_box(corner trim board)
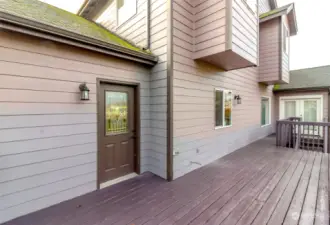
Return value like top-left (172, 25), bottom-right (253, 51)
top-left (166, 0), bottom-right (174, 181)
top-left (225, 0), bottom-right (233, 50)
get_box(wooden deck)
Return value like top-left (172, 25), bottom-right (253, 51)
top-left (4, 136), bottom-right (330, 225)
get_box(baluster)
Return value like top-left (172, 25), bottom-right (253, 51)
top-left (317, 125), bottom-right (320, 151)
top-left (312, 125), bottom-right (315, 151)
top-left (295, 124), bottom-right (301, 150)
top-left (325, 125), bottom-right (328, 153)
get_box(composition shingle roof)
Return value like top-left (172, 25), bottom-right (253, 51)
top-left (0, 0), bottom-right (148, 54)
top-left (260, 3), bottom-right (292, 19)
top-left (274, 65), bottom-right (330, 91)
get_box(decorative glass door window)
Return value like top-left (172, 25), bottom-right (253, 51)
top-left (105, 91), bottom-right (128, 135)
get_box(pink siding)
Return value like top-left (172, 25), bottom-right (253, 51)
top-left (282, 15), bottom-right (290, 83)
top-left (259, 17), bottom-right (282, 84)
top-left (0, 31), bottom-right (151, 223)
top-left (172, 0), bottom-right (275, 179)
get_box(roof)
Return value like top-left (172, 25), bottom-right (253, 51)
top-left (274, 65), bottom-right (330, 91)
top-left (260, 3), bottom-right (298, 36)
top-left (0, 0), bottom-right (157, 65)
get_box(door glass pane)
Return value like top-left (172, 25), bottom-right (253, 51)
top-left (224, 91), bottom-right (232, 126)
top-left (284, 101), bottom-right (296, 118)
top-left (105, 91), bottom-right (128, 135)
top-left (261, 98), bottom-right (270, 125)
top-left (304, 100), bottom-right (317, 122)
top-left (215, 90), bottom-right (223, 127)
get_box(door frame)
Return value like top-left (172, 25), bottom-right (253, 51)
top-left (96, 78), bottom-right (141, 189)
top-left (279, 95), bottom-right (323, 121)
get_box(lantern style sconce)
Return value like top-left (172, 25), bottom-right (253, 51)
top-left (79, 83), bottom-right (90, 101)
top-left (234, 95), bottom-right (242, 104)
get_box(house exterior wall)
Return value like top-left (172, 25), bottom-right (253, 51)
top-left (97, 0), bottom-right (148, 48)
top-left (259, 0), bottom-right (272, 14)
top-left (259, 17), bottom-right (281, 84)
top-left (274, 91), bottom-right (329, 122)
top-left (148, 0), bottom-right (168, 178)
top-left (93, 0), bottom-right (169, 178)
top-left (231, 0), bottom-right (258, 64)
top-left (0, 31), bottom-right (152, 223)
top-left (172, 0), bottom-right (275, 179)
top-left (281, 15), bottom-right (290, 83)
top-left (192, 0), bottom-right (227, 59)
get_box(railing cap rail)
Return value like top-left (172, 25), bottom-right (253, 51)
top-left (276, 120), bottom-right (330, 126)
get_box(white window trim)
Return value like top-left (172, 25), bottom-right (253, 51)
top-left (279, 95), bottom-right (323, 121)
top-left (261, 96), bottom-right (271, 127)
top-left (214, 88), bottom-right (233, 129)
top-left (283, 21), bottom-right (289, 55)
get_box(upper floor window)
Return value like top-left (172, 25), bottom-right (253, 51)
top-left (96, 0), bottom-right (137, 27)
top-left (283, 24), bottom-right (289, 54)
top-left (215, 89), bottom-right (233, 128)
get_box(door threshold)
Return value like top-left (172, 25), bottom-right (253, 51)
top-left (100, 173), bottom-right (138, 189)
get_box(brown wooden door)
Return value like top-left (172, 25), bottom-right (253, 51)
top-left (98, 83), bottom-right (136, 184)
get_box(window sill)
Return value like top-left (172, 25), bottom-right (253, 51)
top-left (261, 123), bottom-right (271, 128)
top-left (215, 125), bottom-right (232, 130)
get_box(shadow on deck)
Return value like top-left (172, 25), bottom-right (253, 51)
top-left (3, 135), bottom-right (329, 225)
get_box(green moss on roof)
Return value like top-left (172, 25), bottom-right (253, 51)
top-left (0, 0), bottom-right (147, 53)
top-left (260, 8), bottom-right (282, 19)
top-left (273, 84), bottom-right (281, 90)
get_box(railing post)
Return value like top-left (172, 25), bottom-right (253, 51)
top-left (295, 124), bottom-right (301, 150)
top-left (324, 126), bottom-right (328, 153)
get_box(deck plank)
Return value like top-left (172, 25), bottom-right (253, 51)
top-left (3, 136), bottom-right (329, 225)
top-left (299, 153), bottom-right (322, 225)
top-left (282, 151), bottom-right (317, 225)
top-left (314, 154), bottom-right (329, 225)
top-left (250, 151), bottom-right (305, 225)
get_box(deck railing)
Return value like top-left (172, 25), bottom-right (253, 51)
top-left (276, 117), bottom-right (330, 153)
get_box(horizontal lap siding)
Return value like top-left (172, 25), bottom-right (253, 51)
top-left (282, 16), bottom-right (290, 83)
top-left (0, 31), bottom-right (151, 223)
top-left (172, 0), bottom-right (274, 179)
top-left (144, 0), bottom-right (168, 178)
top-left (259, 18), bottom-right (281, 83)
top-left (192, 0), bottom-right (226, 59)
top-left (100, 0), bottom-right (148, 48)
top-left (259, 0), bottom-right (271, 14)
top-left (231, 0), bottom-right (258, 64)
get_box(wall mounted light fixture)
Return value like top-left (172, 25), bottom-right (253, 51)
top-left (79, 83), bottom-right (90, 101)
top-left (234, 95), bottom-right (242, 104)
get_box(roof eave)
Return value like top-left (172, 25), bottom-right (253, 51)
top-left (0, 11), bottom-right (158, 66)
top-left (274, 87), bottom-right (330, 93)
top-left (260, 3), bottom-right (298, 36)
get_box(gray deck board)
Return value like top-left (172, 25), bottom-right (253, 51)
top-left (3, 136), bottom-right (329, 225)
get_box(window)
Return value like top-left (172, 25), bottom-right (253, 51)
top-left (215, 89), bottom-right (233, 128)
top-left (283, 24), bottom-right (289, 54)
top-left (105, 91), bottom-right (128, 135)
top-left (96, 0), bottom-right (137, 27)
top-left (261, 97), bottom-right (271, 126)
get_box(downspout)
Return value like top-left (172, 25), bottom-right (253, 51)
top-left (145, 0), bottom-right (151, 49)
top-left (166, 0), bottom-right (174, 181)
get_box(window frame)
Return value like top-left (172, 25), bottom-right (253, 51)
top-left (261, 96), bottom-right (271, 127)
top-left (282, 23), bottom-right (289, 55)
top-left (214, 88), bottom-right (233, 129)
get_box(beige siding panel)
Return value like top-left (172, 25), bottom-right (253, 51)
top-left (172, 1), bottom-right (275, 179)
top-left (99, 0), bottom-right (148, 48)
top-left (0, 31), bottom-right (152, 223)
top-left (231, 0), bottom-right (258, 64)
top-left (148, 0), bottom-right (168, 179)
top-left (259, 18), bottom-right (281, 83)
